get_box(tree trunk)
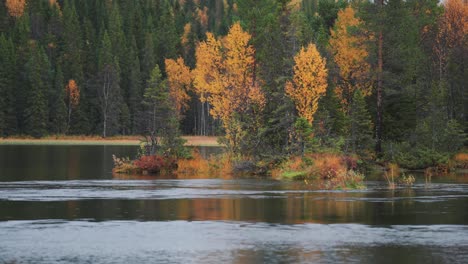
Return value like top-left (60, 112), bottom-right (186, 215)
top-left (103, 111), bottom-right (107, 138)
top-left (375, 0), bottom-right (384, 155)
top-left (67, 100), bottom-right (72, 133)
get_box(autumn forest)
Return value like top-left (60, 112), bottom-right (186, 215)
top-left (0, 0), bottom-right (467, 169)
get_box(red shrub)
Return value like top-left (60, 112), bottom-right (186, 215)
top-left (342, 155), bottom-right (358, 171)
top-left (134, 155), bottom-right (177, 174)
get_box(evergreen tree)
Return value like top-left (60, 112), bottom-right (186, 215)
top-left (143, 64), bottom-right (186, 157)
top-left (97, 31), bottom-right (122, 137)
top-left (155, 0), bottom-right (179, 69)
top-left (12, 11), bottom-right (31, 133)
top-left (0, 35), bottom-right (17, 136)
top-left (24, 46), bottom-right (50, 138)
top-left (141, 31), bottom-right (155, 87)
top-left (48, 64), bottom-right (67, 134)
top-left (62, 0), bottom-right (83, 83)
top-left (348, 90), bottom-right (373, 157)
top-left (108, 1), bottom-right (126, 65)
top-left (127, 37), bottom-right (143, 134)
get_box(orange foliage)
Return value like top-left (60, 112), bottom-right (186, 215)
top-left (165, 57), bottom-right (192, 118)
top-left (181, 23), bottom-right (191, 47)
top-left (198, 6), bottom-right (209, 30)
top-left (441, 0), bottom-right (468, 46)
top-left (285, 43), bottom-right (327, 124)
top-left (49, 0), bottom-right (59, 8)
top-left (6, 0), bottom-right (26, 18)
top-left (329, 6), bottom-right (372, 112)
top-left (454, 152), bottom-right (468, 169)
top-left (271, 153), bottom-right (362, 189)
top-left (310, 154), bottom-right (347, 179)
top-left (177, 150), bottom-right (233, 178)
top-left (193, 22), bottom-right (265, 151)
top-left (193, 32), bottom-right (223, 103)
top-left (434, 0), bottom-right (468, 75)
top-left (66, 79), bottom-right (80, 108)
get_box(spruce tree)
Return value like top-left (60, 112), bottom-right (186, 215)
top-left (24, 46), bottom-right (50, 138)
top-left (143, 65), bottom-right (186, 157)
top-left (349, 90), bottom-right (373, 156)
top-left (48, 65), bottom-right (67, 134)
top-left (0, 35), bottom-right (17, 136)
top-left (127, 37), bottom-right (143, 134)
top-left (97, 31), bottom-right (122, 137)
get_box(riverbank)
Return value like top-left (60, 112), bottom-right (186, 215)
top-left (0, 135), bottom-right (220, 147)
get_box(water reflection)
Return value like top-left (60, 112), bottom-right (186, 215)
top-left (0, 145), bottom-right (222, 181)
top-left (1, 180), bottom-right (467, 225)
top-left (1, 145), bottom-right (468, 263)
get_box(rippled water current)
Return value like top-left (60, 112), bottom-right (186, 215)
top-left (1, 145), bottom-right (467, 263)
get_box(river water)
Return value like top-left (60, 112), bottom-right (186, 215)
top-left (0, 145), bottom-right (467, 263)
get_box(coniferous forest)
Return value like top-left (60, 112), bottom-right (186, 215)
top-left (0, 0), bottom-right (466, 169)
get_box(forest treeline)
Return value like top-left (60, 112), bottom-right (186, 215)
top-left (0, 0), bottom-right (466, 167)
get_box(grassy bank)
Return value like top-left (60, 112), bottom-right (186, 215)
top-left (0, 135), bottom-right (220, 147)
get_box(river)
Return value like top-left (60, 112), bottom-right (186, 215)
top-left (0, 145), bottom-right (467, 263)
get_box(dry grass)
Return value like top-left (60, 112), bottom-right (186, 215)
top-left (177, 149), bottom-right (232, 178)
top-left (383, 163), bottom-right (400, 189)
top-left (0, 135), bottom-right (220, 146)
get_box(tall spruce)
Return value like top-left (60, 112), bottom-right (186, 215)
top-left (24, 46), bottom-right (50, 138)
top-left (48, 64), bottom-right (67, 134)
top-left (0, 35), bottom-right (17, 136)
top-left (97, 31), bottom-right (122, 137)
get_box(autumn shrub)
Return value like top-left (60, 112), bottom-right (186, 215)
top-left (453, 152), bottom-right (468, 169)
top-left (112, 155), bottom-right (141, 174)
top-left (133, 155), bottom-right (177, 174)
top-left (177, 149), bottom-right (210, 175)
top-left (310, 154), bottom-right (346, 179)
top-left (177, 149), bottom-right (232, 178)
top-left (273, 153), bottom-right (365, 189)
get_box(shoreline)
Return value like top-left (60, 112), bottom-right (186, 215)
top-left (0, 136), bottom-right (220, 147)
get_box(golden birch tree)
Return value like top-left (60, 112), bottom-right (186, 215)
top-left (285, 43), bottom-right (328, 125)
top-left (165, 57), bottom-right (192, 119)
top-left (193, 22), bottom-right (265, 154)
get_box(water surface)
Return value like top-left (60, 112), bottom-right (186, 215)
top-left (0, 145), bottom-right (467, 263)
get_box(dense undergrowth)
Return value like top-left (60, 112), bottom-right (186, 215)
top-left (270, 153), bottom-right (365, 190)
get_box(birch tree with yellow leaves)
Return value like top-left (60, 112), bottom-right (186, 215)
top-left (285, 43), bottom-right (328, 125)
top-left (193, 22), bottom-right (265, 155)
top-left (165, 57), bottom-right (192, 119)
